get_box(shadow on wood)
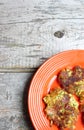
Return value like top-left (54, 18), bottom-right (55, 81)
top-left (22, 69), bottom-right (38, 130)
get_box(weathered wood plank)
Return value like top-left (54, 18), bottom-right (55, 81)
top-left (0, 0), bottom-right (84, 72)
top-left (0, 0), bottom-right (84, 25)
top-left (1, 19), bottom-right (84, 71)
top-left (0, 72), bottom-right (35, 130)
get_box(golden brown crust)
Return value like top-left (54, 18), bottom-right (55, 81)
top-left (43, 88), bottom-right (79, 130)
top-left (58, 66), bottom-right (84, 93)
top-left (58, 66), bottom-right (84, 126)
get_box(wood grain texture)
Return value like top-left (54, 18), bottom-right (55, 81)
top-left (0, 72), bottom-right (35, 130)
top-left (0, 0), bottom-right (84, 72)
top-left (1, 1), bottom-right (84, 129)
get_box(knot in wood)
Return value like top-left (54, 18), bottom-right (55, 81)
top-left (54, 31), bottom-right (64, 38)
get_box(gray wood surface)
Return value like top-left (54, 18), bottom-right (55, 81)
top-left (0, 0), bottom-right (84, 130)
top-left (0, 0), bottom-right (84, 72)
top-left (0, 72), bottom-right (35, 130)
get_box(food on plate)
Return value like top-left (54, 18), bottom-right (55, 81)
top-left (58, 66), bottom-right (84, 94)
top-left (58, 66), bottom-right (84, 113)
top-left (43, 66), bottom-right (84, 129)
top-left (74, 80), bottom-right (84, 102)
top-left (43, 88), bottom-right (79, 130)
top-left (73, 80), bottom-right (84, 114)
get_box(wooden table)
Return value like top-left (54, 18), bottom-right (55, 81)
top-left (0, 0), bottom-right (84, 129)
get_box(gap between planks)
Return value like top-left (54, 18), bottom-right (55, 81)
top-left (0, 68), bottom-right (37, 73)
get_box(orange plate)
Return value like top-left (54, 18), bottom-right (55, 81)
top-left (28, 50), bottom-right (84, 130)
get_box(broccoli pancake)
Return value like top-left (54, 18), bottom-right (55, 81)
top-left (58, 66), bottom-right (84, 93)
top-left (58, 66), bottom-right (84, 126)
top-left (43, 88), bottom-right (79, 130)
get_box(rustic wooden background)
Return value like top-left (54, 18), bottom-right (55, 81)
top-left (0, 0), bottom-right (84, 129)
